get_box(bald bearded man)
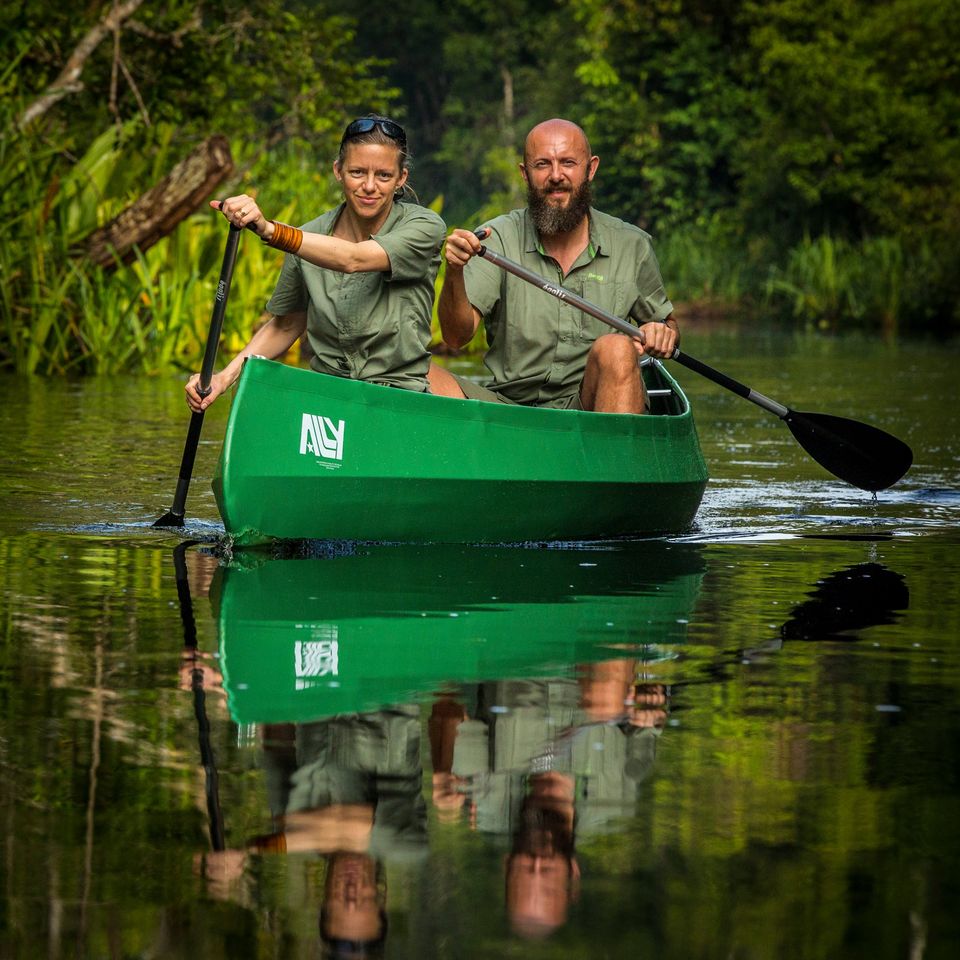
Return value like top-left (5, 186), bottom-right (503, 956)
top-left (429, 118), bottom-right (679, 413)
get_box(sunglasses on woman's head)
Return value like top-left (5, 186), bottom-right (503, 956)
top-left (340, 117), bottom-right (407, 151)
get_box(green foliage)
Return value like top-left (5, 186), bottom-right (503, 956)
top-left (735, 0), bottom-right (960, 243)
top-left (569, 0), bottom-right (746, 232)
top-left (0, 96), bottom-right (333, 374)
top-left (2, 0), bottom-right (959, 373)
top-left (653, 214), bottom-right (758, 306)
top-left (3, 0), bottom-right (393, 151)
top-left (0, 1), bottom-right (394, 373)
top-left (563, 0), bottom-right (960, 333)
top-left (328, 0), bottom-right (571, 224)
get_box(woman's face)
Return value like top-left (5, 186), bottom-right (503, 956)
top-left (334, 142), bottom-right (408, 224)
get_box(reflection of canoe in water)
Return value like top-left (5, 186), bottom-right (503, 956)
top-left (213, 541), bottom-right (705, 724)
top-left (212, 358), bottom-right (708, 545)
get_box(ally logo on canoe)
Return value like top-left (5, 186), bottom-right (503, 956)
top-left (294, 629), bottom-right (339, 689)
top-left (299, 412), bottom-right (345, 461)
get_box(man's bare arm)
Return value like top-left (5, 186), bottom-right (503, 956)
top-left (437, 228), bottom-right (484, 349)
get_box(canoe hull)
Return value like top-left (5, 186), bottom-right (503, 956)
top-left (213, 358), bottom-right (708, 544)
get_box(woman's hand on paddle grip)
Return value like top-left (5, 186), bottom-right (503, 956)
top-left (211, 195), bottom-right (269, 237)
top-left (185, 370), bottom-right (231, 413)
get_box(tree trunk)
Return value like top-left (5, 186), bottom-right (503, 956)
top-left (82, 135), bottom-right (234, 269)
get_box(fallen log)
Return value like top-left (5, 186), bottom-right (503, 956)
top-left (82, 135), bottom-right (234, 269)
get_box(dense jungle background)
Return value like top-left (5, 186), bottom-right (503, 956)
top-left (2, 0), bottom-right (958, 374)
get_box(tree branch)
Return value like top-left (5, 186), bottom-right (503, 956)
top-left (118, 51), bottom-right (151, 126)
top-left (17, 0), bottom-right (147, 129)
top-left (126, 10), bottom-right (202, 45)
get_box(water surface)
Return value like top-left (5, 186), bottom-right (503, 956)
top-left (1, 331), bottom-right (958, 958)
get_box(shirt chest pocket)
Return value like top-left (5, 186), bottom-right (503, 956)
top-left (576, 278), bottom-right (633, 340)
top-left (335, 273), bottom-right (392, 337)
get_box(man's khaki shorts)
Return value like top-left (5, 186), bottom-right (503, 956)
top-left (449, 373), bottom-right (583, 410)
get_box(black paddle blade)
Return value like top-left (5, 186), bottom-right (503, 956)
top-left (153, 510), bottom-right (186, 528)
top-left (785, 410), bottom-right (912, 491)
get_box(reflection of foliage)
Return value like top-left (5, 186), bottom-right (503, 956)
top-left (0, 536), bottom-right (204, 771)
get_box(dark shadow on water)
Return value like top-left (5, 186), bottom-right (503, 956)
top-left (689, 561), bottom-right (909, 676)
top-left (780, 562), bottom-right (909, 641)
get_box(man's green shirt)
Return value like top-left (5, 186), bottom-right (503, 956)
top-left (464, 207), bottom-right (673, 406)
top-left (266, 201), bottom-right (445, 391)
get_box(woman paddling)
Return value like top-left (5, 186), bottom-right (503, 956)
top-left (185, 115), bottom-right (446, 412)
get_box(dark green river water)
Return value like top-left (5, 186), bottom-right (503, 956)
top-left (1, 330), bottom-right (958, 959)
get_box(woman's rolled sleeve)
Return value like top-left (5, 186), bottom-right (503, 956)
top-left (374, 207), bottom-right (446, 282)
top-left (265, 253), bottom-right (309, 315)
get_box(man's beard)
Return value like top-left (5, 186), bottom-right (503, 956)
top-left (527, 178), bottom-right (593, 236)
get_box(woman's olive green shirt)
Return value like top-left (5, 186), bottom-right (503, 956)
top-left (265, 201), bottom-right (445, 391)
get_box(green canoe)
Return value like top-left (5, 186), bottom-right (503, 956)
top-left (213, 541), bottom-right (705, 724)
top-left (213, 357), bottom-right (708, 545)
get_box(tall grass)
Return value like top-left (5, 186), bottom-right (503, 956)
top-left (762, 233), bottom-right (945, 336)
top-left (765, 234), bottom-right (852, 332)
top-left (654, 218), bottom-right (952, 336)
top-left (654, 215), bottom-right (758, 307)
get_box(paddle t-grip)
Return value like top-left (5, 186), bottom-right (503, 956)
top-left (473, 226), bottom-right (490, 255)
top-left (216, 200), bottom-right (261, 234)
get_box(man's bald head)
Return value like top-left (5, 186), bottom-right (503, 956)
top-left (524, 119), bottom-right (592, 165)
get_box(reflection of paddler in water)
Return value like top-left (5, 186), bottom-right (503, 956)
top-left (257, 713), bottom-right (426, 957)
top-left (171, 547), bottom-right (427, 956)
top-left (193, 710), bottom-right (426, 957)
top-left (430, 660), bottom-right (669, 938)
top-left (194, 541), bottom-right (702, 946)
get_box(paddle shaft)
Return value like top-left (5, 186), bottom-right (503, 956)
top-left (474, 235), bottom-right (912, 490)
top-left (155, 224), bottom-right (243, 527)
top-left (476, 241), bottom-right (789, 419)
